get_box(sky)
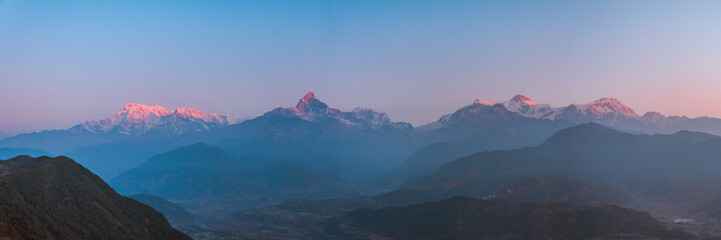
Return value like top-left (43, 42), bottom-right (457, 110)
top-left (1, 0), bottom-right (721, 134)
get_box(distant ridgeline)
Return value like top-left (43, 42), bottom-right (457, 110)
top-left (3, 92), bottom-right (720, 183)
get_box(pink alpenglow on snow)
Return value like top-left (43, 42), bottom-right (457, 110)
top-left (82, 103), bottom-right (242, 135)
top-left (471, 94), bottom-right (641, 121)
top-left (579, 98), bottom-right (639, 118)
top-left (474, 98), bottom-right (499, 105)
top-left (294, 91), bottom-right (319, 112)
top-left (509, 94), bottom-right (536, 105)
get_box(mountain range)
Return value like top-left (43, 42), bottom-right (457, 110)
top-left (6, 93), bottom-right (721, 152)
top-left (188, 91), bottom-right (416, 182)
top-left (470, 94), bottom-right (721, 136)
top-left (270, 91), bottom-right (412, 130)
top-left (0, 92), bottom-right (418, 181)
top-left (4, 91), bottom-right (721, 185)
top-left (0, 103), bottom-right (243, 154)
top-left (376, 94), bottom-right (721, 189)
top-left (5, 92), bottom-right (721, 238)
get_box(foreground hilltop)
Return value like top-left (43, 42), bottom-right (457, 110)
top-left (0, 155), bottom-right (190, 240)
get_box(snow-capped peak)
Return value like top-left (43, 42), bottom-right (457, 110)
top-left (501, 94), bottom-right (556, 119)
top-left (289, 91), bottom-right (338, 114)
top-left (82, 103), bottom-right (241, 135)
top-left (270, 91), bottom-right (409, 129)
top-left (573, 97), bottom-right (639, 118)
top-left (113, 103), bottom-right (173, 123)
top-left (295, 91), bottom-right (318, 111)
top-left (462, 94), bottom-right (642, 123)
top-left (509, 94), bottom-right (536, 105)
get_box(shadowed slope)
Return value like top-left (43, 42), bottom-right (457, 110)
top-left (0, 155), bottom-right (190, 240)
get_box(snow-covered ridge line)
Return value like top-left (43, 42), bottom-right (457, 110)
top-left (475, 94), bottom-right (639, 120)
top-left (419, 94), bottom-right (645, 131)
top-left (270, 91), bottom-right (411, 130)
top-left (82, 103), bottom-right (243, 135)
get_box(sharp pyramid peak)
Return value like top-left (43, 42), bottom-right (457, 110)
top-left (302, 91), bottom-right (316, 101)
top-left (296, 91), bottom-right (320, 108)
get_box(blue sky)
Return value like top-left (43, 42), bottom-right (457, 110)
top-left (1, 0), bottom-right (721, 133)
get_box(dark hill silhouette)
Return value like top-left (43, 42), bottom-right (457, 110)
top-left (0, 155), bottom-right (190, 240)
top-left (338, 196), bottom-right (692, 240)
top-left (487, 175), bottom-right (631, 206)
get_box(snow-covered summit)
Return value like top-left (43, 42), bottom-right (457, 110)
top-left (82, 103), bottom-right (242, 135)
top-left (418, 99), bottom-right (513, 130)
top-left (288, 91), bottom-right (343, 117)
top-left (268, 91), bottom-right (410, 130)
top-left (501, 95), bottom-right (558, 119)
top-left (509, 94), bottom-right (536, 105)
top-left (570, 97), bottom-right (639, 119)
top-left (420, 94), bottom-right (646, 131)
top-left (468, 95), bottom-right (641, 122)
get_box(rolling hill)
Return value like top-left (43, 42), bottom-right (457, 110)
top-left (0, 155), bottom-right (190, 240)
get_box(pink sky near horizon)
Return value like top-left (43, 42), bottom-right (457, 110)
top-left (1, 0), bottom-right (721, 134)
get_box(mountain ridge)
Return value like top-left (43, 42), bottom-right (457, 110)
top-left (0, 155), bottom-right (191, 240)
top-left (0, 103), bottom-right (244, 153)
top-left (405, 123), bottom-right (721, 200)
